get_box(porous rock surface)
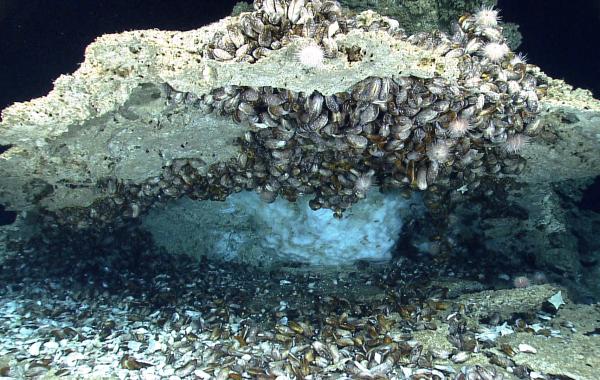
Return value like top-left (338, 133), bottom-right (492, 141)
top-left (0, 10), bottom-right (458, 212)
top-left (498, 303), bottom-right (600, 380)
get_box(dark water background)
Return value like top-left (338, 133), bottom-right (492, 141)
top-left (0, 0), bottom-right (599, 223)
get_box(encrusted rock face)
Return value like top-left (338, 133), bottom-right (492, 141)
top-left (0, 0), bottom-right (599, 258)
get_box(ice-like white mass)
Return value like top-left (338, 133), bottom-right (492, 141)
top-left (143, 190), bottom-right (416, 266)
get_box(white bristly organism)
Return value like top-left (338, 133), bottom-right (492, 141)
top-left (296, 43), bottom-right (325, 69)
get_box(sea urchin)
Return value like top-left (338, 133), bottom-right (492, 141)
top-left (427, 140), bottom-right (452, 163)
top-left (482, 42), bottom-right (509, 62)
top-left (448, 117), bottom-right (471, 137)
top-left (474, 6), bottom-right (500, 27)
top-left (297, 44), bottom-right (325, 69)
top-left (504, 134), bottom-right (530, 154)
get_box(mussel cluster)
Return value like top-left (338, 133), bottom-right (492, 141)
top-left (206, 0), bottom-right (347, 63)
top-left (45, 0), bottom-right (546, 230)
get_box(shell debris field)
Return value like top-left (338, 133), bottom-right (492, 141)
top-left (2, 226), bottom-right (597, 380)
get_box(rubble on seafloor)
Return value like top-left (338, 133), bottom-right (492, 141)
top-left (1, 228), bottom-right (599, 380)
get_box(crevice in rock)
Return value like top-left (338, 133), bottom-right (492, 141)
top-left (0, 144), bottom-right (14, 154)
top-left (0, 204), bottom-right (17, 226)
top-left (579, 175), bottom-right (600, 213)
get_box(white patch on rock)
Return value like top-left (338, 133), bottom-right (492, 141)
top-left (475, 322), bottom-right (514, 342)
top-left (28, 341), bottom-right (42, 356)
top-left (548, 291), bottom-right (565, 310)
top-left (518, 343), bottom-right (537, 354)
top-left (144, 190), bottom-right (418, 266)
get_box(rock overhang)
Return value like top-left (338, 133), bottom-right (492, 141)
top-left (0, 11), bottom-right (458, 213)
top-left (0, 0), bottom-right (598, 234)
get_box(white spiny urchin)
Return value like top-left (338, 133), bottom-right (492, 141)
top-left (503, 134), bottom-right (530, 154)
top-left (507, 80), bottom-right (521, 95)
top-left (353, 170), bottom-right (375, 198)
top-left (482, 42), bottom-right (509, 62)
top-left (474, 6), bottom-right (500, 27)
top-left (297, 43), bottom-right (325, 69)
top-left (510, 52), bottom-right (528, 65)
top-left (513, 276), bottom-right (530, 288)
top-left (448, 117), bottom-right (471, 137)
top-left (427, 140), bottom-right (452, 163)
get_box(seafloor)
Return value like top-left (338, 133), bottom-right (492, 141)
top-left (0, 227), bottom-right (598, 380)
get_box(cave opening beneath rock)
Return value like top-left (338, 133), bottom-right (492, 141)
top-left (579, 175), bottom-right (600, 213)
top-left (0, 144), bottom-right (13, 154)
top-left (0, 205), bottom-right (17, 226)
top-left (10, 186), bottom-right (563, 293)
